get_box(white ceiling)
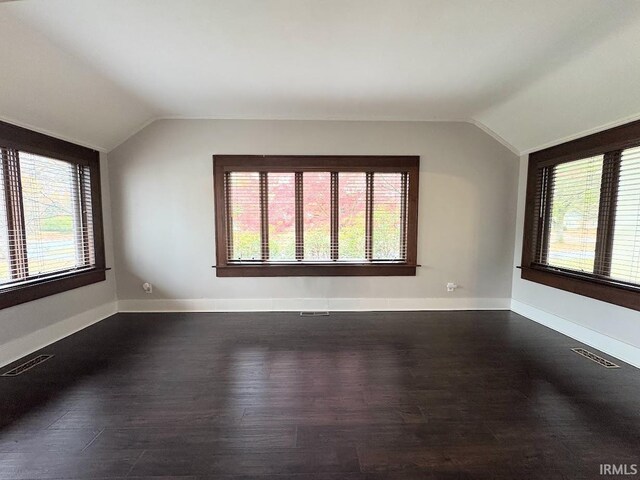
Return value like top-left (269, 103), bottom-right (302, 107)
top-left (1, 0), bottom-right (640, 152)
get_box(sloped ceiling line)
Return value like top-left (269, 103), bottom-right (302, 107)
top-left (2, 1), bottom-right (640, 154)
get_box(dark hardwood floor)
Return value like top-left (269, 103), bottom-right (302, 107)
top-left (0, 310), bottom-right (639, 479)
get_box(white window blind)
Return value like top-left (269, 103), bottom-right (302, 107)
top-left (610, 146), bottom-right (640, 284)
top-left (535, 145), bottom-right (640, 287)
top-left (224, 170), bottom-right (409, 263)
top-left (373, 172), bottom-right (407, 260)
top-left (0, 149), bottom-right (95, 287)
top-left (544, 155), bottom-right (603, 273)
top-left (268, 172), bottom-right (296, 261)
top-left (225, 171), bottom-right (261, 261)
top-left (338, 172), bottom-right (367, 261)
top-left (302, 172), bottom-right (331, 261)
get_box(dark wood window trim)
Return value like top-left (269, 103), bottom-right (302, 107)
top-left (521, 119), bottom-right (640, 311)
top-left (213, 155), bottom-right (420, 277)
top-left (0, 120), bottom-right (106, 309)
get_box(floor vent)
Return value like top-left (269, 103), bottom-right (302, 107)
top-left (300, 311), bottom-right (330, 317)
top-left (1, 354), bottom-right (54, 376)
top-left (571, 348), bottom-right (620, 368)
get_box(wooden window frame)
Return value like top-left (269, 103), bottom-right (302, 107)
top-left (0, 120), bottom-right (106, 309)
top-left (213, 155), bottom-right (419, 277)
top-left (521, 119), bottom-right (640, 311)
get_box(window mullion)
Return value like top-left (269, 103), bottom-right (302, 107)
top-left (224, 172), bottom-right (234, 261)
top-left (259, 172), bottom-right (269, 261)
top-left (330, 172), bottom-right (339, 261)
top-left (2, 149), bottom-right (29, 280)
top-left (594, 150), bottom-right (622, 276)
top-left (399, 172), bottom-right (409, 260)
top-left (75, 165), bottom-right (92, 266)
top-left (536, 166), bottom-right (554, 265)
top-left (295, 172), bottom-right (304, 261)
top-left (365, 172), bottom-right (374, 261)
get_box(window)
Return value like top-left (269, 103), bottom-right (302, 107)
top-left (0, 120), bottom-right (106, 309)
top-left (521, 119), bottom-right (640, 311)
top-left (213, 155), bottom-right (419, 276)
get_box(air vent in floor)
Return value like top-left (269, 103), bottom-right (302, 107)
top-left (1, 354), bottom-right (54, 376)
top-left (571, 348), bottom-right (620, 368)
top-left (300, 311), bottom-right (330, 316)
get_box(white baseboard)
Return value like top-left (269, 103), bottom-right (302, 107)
top-left (511, 299), bottom-right (640, 369)
top-left (4, 296), bottom-right (635, 374)
top-left (117, 297), bottom-right (511, 313)
top-left (0, 301), bottom-right (118, 369)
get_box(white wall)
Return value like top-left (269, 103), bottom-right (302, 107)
top-left (0, 11), bottom-right (155, 151)
top-left (108, 119), bottom-right (518, 312)
top-left (511, 155), bottom-right (640, 367)
top-left (0, 154), bottom-right (118, 367)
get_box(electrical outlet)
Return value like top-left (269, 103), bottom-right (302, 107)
top-left (142, 282), bottom-right (153, 294)
top-left (446, 282), bottom-right (458, 292)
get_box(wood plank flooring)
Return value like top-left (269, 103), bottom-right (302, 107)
top-left (0, 310), bottom-right (638, 479)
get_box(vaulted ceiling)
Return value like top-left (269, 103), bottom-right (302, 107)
top-left (1, 0), bottom-right (640, 153)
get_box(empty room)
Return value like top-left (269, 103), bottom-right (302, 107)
top-left (1, 1), bottom-right (640, 479)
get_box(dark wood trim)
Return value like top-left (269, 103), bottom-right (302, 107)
top-left (594, 150), bottom-right (621, 276)
top-left (77, 166), bottom-right (92, 265)
top-left (0, 122), bottom-right (106, 310)
top-left (0, 268), bottom-right (106, 310)
top-left (212, 155), bottom-right (420, 277)
top-left (213, 155), bottom-right (418, 171)
top-left (259, 172), bottom-right (269, 260)
top-left (364, 172), bottom-right (374, 261)
top-left (294, 172), bottom-right (304, 261)
top-left (521, 266), bottom-right (640, 311)
top-left (521, 157), bottom-right (539, 270)
top-left (213, 164), bottom-right (227, 268)
top-left (399, 172), bottom-right (408, 260)
top-left (224, 172), bottom-right (234, 259)
top-left (217, 264), bottom-right (417, 277)
top-left (537, 167), bottom-right (554, 265)
top-left (530, 119), bottom-right (640, 167)
top-left (2, 149), bottom-right (28, 279)
top-left (405, 164), bottom-right (419, 267)
top-left (521, 120), bottom-right (640, 312)
top-left (330, 172), bottom-right (339, 261)
top-left (87, 155), bottom-right (105, 270)
top-left (0, 120), bottom-right (98, 166)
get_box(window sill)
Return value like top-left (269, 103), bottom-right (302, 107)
top-left (216, 263), bottom-right (417, 277)
top-left (520, 265), bottom-right (640, 312)
top-left (0, 268), bottom-right (107, 310)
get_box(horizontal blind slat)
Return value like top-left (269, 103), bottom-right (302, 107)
top-left (541, 155), bottom-right (603, 274)
top-left (225, 170), bottom-right (410, 264)
top-left (0, 149), bottom-right (95, 286)
top-left (610, 146), bottom-right (640, 284)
